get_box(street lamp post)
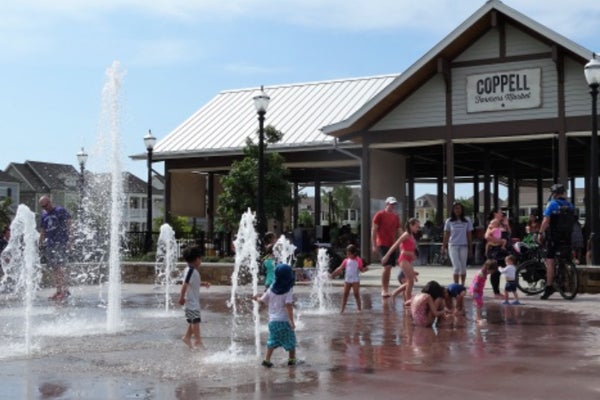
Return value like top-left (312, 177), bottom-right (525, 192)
top-left (585, 54), bottom-right (600, 265)
top-left (253, 87), bottom-right (270, 243)
top-left (76, 147), bottom-right (88, 208)
top-left (143, 130), bottom-right (157, 254)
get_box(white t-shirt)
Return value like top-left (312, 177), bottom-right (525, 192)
top-left (498, 264), bottom-right (516, 281)
top-left (341, 256), bottom-right (363, 283)
top-left (444, 218), bottom-right (473, 246)
top-left (183, 266), bottom-right (201, 311)
top-left (260, 288), bottom-right (293, 322)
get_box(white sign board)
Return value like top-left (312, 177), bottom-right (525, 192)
top-left (466, 68), bottom-right (541, 113)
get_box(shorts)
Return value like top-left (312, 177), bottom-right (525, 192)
top-left (44, 244), bottom-right (68, 269)
top-left (185, 308), bottom-right (201, 324)
top-left (504, 281), bottom-right (517, 293)
top-left (378, 246), bottom-right (398, 267)
top-left (267, 321), bottom-right (296, 351)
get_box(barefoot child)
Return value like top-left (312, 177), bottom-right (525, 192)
top-left (391, 269), bottom-right (419, 303)
top-left (178, 245), bottom-right (210, 349)
top-left (253, 263), bottom-right (297, 368)
top-left (443, 283), bottom-right (467, 314)
top-left (499, 254), bottom-right (520, 305)
top-left (468, 259), bottom-right (498, 325)
top-left (381, 218), bottom-right (420, 304)
top-left (407, 280), bottom-right (447, 327)
top-left (330, 244), bottom-right (368, 313)
top-left (263, 244), bottom-right (276, 291)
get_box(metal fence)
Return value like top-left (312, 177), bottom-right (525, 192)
top-left (124, 231), bottom-right (234, 259)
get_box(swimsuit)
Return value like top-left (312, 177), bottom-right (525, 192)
top-left (398, 236), bottom-right (416, 263)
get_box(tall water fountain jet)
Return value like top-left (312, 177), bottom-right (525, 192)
top-left (309, 247), bottom-right (334, 313)
top-left (228, 209), bottom-right (261, 357)
top-left (155, 224), bottom-right (178, 312)
top-left (0, 205), bottom-right (42, 355)
top-left (100, 61), bottom-right (126, 332)
top-left (272, 234), bottom-right (296, 265)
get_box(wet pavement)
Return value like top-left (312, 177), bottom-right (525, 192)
top-left (1, 266), bottom-right (600, 399)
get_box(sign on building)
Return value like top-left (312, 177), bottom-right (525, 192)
top-left (466, 68), bottom-right (541, 113)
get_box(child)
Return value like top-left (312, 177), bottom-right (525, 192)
top-left (381, 218), bottom-right (420, 304)
top-left (469, 259), bottom-right (499, 325)
top-left (330, 244), bottom-right (367, 313)
top-left (407, 280), bottom-right (447, 327)
top-left (391, 269), bottom-right (419, 303)
top-left (263, 243), bottom-right (276, 291)
top-left (485, 219), bottom-right (507, 255)
top-left (178, 245), bottom-right (210, 350)
top-left (253, 263), bottom-right (297, 368)
top-left (499, 254), bottom-right (520, 305)
top-left (443, 283), bottom-right (467, 314)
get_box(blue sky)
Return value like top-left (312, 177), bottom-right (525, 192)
top-left (1, 1), bottom-right (599, 198)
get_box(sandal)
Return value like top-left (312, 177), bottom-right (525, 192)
top-left (288, 358), bottom-right (296, 366)
top-left (261, 360), bottom-right (273, 368)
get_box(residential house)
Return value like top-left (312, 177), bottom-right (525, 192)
top-left (414, 193), bottom-right (445, 224)
top-left (5, 160), bottom-right (164, 231)
top-left (5, 161), bottom-right (80, 216)
top-left (0, 170), bottom-right (20, 213)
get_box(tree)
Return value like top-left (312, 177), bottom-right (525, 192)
top-left (216, 125), bottom-right (293, 232)
top-left (321, 185), bottom-right (354, 224)
top-left (0, 198), bottom-right (14, 228)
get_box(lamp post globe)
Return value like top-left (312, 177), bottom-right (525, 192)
top-left (585, 54), bottom-right (600, 265)
top-left (76, 147), bottom-right (88, 206)
top-left (144, 130), bottom-right (157, 254)
top-left (252, 87), bottom-right (270, 244)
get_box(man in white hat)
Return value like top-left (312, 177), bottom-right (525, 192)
top-left (371, 196), bottom-right (403, 297)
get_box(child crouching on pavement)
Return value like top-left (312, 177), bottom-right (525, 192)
top-left (253, 263), bottom-right (297, 368)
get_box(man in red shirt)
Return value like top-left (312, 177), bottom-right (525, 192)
top-left (371, 196), bottom-right (403, 297)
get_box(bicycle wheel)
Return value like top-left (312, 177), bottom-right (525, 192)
top-left (516, 260), bottom-right (546, 295)
top-left (557, 261), bottom-right (578, 300)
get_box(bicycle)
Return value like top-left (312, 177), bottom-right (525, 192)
top-left (516, 245), bottom-right (578, 299)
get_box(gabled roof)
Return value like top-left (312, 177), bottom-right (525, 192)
top-left (416, 193), bottom-right (446, 208)
top-left (25, 161), bottom-right (79, 191)
top-left (6, 162), bottom-right (49, 192)
top-left (92, 172), bottom-right (163, 195)
top-left (0, 170), bottom-right (20, 183)
top-left (322, 0), bottom-right (594, 138)
top-left (152, 75), bottom-right (397, 160)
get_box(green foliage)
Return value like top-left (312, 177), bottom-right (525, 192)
top-left (298, 209), bottom-right (314, 228)
top-left (0, 198), bottom-right (14, 228)
top-left (216, 125), bottom-right (293, 232)
top-left (455, 198), bottom-right (474, 218)
top-left (322, 185), bottom-right (354, 224)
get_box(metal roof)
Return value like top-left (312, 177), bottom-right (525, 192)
top-left (153, 75), bottom-right (397, 160)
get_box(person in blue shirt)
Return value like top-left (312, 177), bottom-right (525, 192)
top-left (538, 184), bottom-right (574, 300)
top-left (39, 196), bottom-right (72, 301)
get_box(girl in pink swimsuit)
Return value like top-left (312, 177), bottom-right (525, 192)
top-left (381, 218), bottom-right (420, 305)
top-left (409, 280), bottom-right (446, 327)
top-left (468, 259), bottom-right (499, 324)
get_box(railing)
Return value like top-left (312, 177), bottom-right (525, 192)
top-left (123, 231), bottom-right (234, 258)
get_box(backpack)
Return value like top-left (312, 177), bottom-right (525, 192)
top-left (549, 199), bottom-right (575, 245)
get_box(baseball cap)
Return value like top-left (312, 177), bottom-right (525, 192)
top-left (385, 196), bottom-right (398, 205)
top-left (550, 183), bottom-right (566, 194)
